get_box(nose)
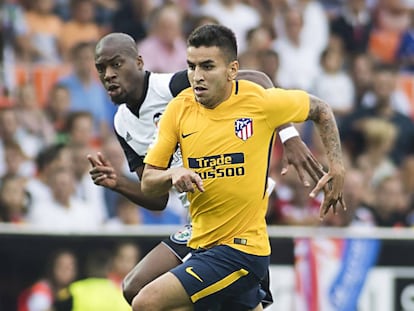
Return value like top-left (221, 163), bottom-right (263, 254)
top-left (104, 67), bottom-right (116, 82)
top-left (193, 66), bottom-right (204, 83)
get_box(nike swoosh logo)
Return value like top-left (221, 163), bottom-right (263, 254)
top-left (185, 267), bottom-right (203, 282)
top-left (181, 132), bottom-right (198, 139)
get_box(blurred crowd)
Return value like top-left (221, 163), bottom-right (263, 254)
top-left (0, 0), bottom-right (413, 230)
top-left (17, 241), bottom-right (141, 311)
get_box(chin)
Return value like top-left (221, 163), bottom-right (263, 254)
top-left (111, 96), bottom-right (124, 105)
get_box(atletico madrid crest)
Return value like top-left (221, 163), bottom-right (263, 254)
top-left (235, 118), bottom-right (253, 141)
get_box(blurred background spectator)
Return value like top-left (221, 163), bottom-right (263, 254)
top-left (23, 0), bottom-right (63, 65)
top-left (57, 41), bottom-right (114, 142)
top-left (17, 249), bottom-right (78, 311)
top-left (53, 249), bottom-right (130, 311)
top-left (107, 241), bottom-right (142, 290)
top-left (0, 175), bottom-right (29, 223)
top-left (27, 168), bottom-right (102, 231)
top-left (137, 3), bottom-right (187, 73)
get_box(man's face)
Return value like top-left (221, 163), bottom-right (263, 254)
top-left (187, 45), bottom-right (237, 109)
top-left (95, 44), bottom-right (143, 104)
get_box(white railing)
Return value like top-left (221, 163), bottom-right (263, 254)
top-left (1, 223), bottom-right (414, 240)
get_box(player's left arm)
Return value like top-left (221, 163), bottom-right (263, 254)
top-left (306, 94), bottom-right (346, 218)
top-left (237, 69), bottom-right (325, 186)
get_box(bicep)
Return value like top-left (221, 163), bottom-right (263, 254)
top-left (307, 94), bottom-right (330, 122)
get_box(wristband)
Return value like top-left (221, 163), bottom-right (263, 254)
top-left (278, 126), bottom-right (299, 143)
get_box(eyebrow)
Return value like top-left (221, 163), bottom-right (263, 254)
top-left (187, 59), bottom-right (215, 66)
top-left (96, 54), bottom-right (122, 65)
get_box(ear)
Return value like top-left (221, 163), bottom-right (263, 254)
top-left (136, 55), bottom-right (144, 69)
top-left (227, 60), bottom-right (239, 81)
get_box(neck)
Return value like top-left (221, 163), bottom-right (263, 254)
top-left (127, 71), bottom-right (147, 109)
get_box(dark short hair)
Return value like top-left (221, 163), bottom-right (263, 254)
top-left (35, 143), bottom-right (67, 172)
top-left (64, 111), bottom-right (93, 133)
top-left (70, 41), bottom-right (95, 59)
top-left (187, 24), bottom-right (237, 63)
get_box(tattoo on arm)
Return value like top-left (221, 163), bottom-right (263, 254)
top-left (307, 95), bottom-right (343, 166)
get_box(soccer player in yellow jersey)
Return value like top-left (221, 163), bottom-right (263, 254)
top-left (136, 24), bottom-right (346, 311)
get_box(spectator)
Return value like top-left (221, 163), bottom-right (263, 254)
top-left (0, 175), bottom-right (29, 223)
top-left (28, 168), bottom-right (100, 231)
top-left (183, 14), bottom-right (219, 38)
top-left (255, 49), bottom-right (280, 86)
top-left (330, 0), bottom-right (374, 54)
top-left (355, 118), bottom-right (398, 191)
top-left (18, 249), bottom-right (78, 311)
top-left (341, 63), bottom-right (414, 165)
top-left (312, 47), bottom-right (355, 121)
top-left (0, 107), bottom-right (44, 176)
top-left (53, 249), bottom-right (130, 311)
top-left (23, 0), bottom-right (63, 64)
top-left (360, 62), bottom-right (411, 115)
top-left (111, 0), bottom-right (152, 42)
top-left (108, 242), bottom-right (142, 290)
top-left (395, 9), bottom-right (414, 73)
top-left (368, 0), bottom-right (412, 64)
top-left (273, 5), bottom-right (321, 91)
top-left (372, 174), bottom-right (412, 227)
top-left (60, 0), bottom-right (101, 60)
top-left (0, 0), bottom-right (29, 92)
top-left (297, 0), bottom-right (330, 56)
top-left (238, 25), bottom-right (274, 71)
top-left (350, 52), bottom-right (375, 107)
top-left (44, 83), bottom-right (71, 143)
top-left (2, 140), bottom-right (35, 178)
top-left (67, 142), bottom-right (107, 224)
top-left (196, 0), bottom-right (261, 53)
top-left (58, 42), bottom-right (113, 142)
top-left (63, 111), bottom-right (97, 148)
top-left (137, 3), bottom-right (187, 73)
top-left (25, 143), bottom-right (71, 212)
top-left (15, 82), bottom-right (56, 146)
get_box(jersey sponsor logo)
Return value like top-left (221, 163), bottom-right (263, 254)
top-left (188, 153), bottom-right (246, 180)
top-left (235, 118), bottom-right (253, 141)
top-left (185, 267), bottom-right (203, 282)
top-left (170, 225), bottom-right (192, 244)
top-left (181, 131), bottom-right (198, 139)
top-left (188, 153), bottom-right (244, 169)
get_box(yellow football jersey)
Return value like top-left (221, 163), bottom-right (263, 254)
top-left (145, 80), bottom-right (309, 256)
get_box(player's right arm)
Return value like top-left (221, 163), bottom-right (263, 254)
top-left (88, 152), bottom-right (168, 211)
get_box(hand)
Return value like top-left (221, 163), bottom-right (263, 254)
top-left (169, 167), bottom-right (204, 193)
top-left (310, 163), bottom-right (346, 219)
top-left (87, 152), bottom-right (118, 189)
top-left (281, 136), bottom-right (326, 186)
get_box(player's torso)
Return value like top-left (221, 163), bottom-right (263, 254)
top-left (176, 82), bottom-right (275, 254)
top-left (114, 72), bottom-right (181, 166)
